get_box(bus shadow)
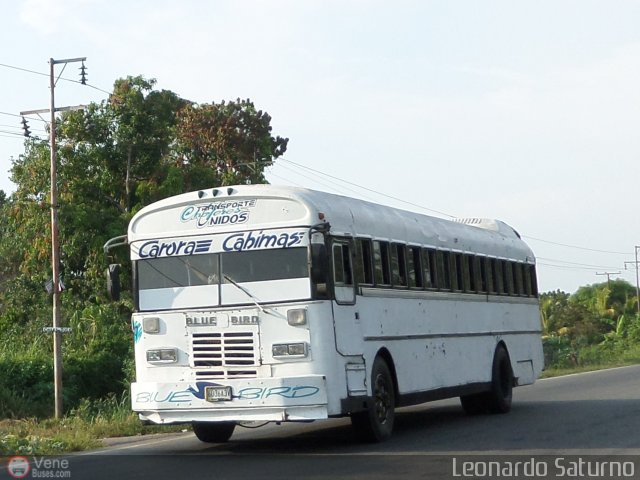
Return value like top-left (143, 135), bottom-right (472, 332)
top-left (205, 398), bottom-right (640, 454)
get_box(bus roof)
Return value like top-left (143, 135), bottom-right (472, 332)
top-left (128, 184), bottom-right (535, 262)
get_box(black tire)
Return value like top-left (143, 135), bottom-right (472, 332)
top-left (350, 356), bottom-right (396, 442)
top-left (486, 345), bottom-right (514, 414)
top-left (460, 345), bottom-right (514, 415)
top-left (192, 421), bottom-right (236, 443)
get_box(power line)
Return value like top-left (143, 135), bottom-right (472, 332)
top-left (537, 262), bottom-right (634, 273)
top-left (280, 157), bottom-right (455, 218)
top-left (0, 111), bottom-right (26, 119)
top-left (276, 158), bottom-right (634, 259)
top-left (0, 123), bottom-right (46, 134)
top-left (0, 130), bottom-right (26, 137)
top-left (0, 62), bottom-right (49, 78)
top-left (538, 262), bottom-right (599, 271)
top-left (0, 61), bottom-right (111, 95)
top-left (265, 168), bottom-right (307, 189)
top-left (0, 133), bottom-right (26, 140)
top-left (0, 111), bottom-right (48, 122)
top-left (522, 235), bottom-right (629, 255)
top-left (276, 161), bottom-right (384, 203)
top-left (537, 257), bottom-right (623, 270)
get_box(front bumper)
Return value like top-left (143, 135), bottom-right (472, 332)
top-left (132, 375), bottom-right (328, 424)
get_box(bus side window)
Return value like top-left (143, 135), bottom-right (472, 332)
top-left (451, 253), bottom-right (462, 292)
top-left (407, 246), bottom-right (423, 289)
top-left (424, 249), bottom-right (436, 289)
top-left (515, 263), bottom-right (525, 296)
top-left (474, 256), bottom-right (485, 293)
top-left (492, 259), bottom-right (504, 294)
top-left (462, 254), bottom-right (472, 292)
top-left (530, 264), bottom-right (539, 297)
top-left (484, 257), bottom-right (495, 294)
top-left (437, 251), bottom-right (451, 291)
top-left (333, 243), bottom-right (353, 286)
top-left (503, 261), bottom-right (514, 295)
top-left (391, 243), bottom-right (408, 287)
top-left (373, 241), bottom-right (391, 286)
top-left (355, 239), bottom-right (374, 285)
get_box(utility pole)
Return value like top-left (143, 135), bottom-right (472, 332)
top-left (596, 271), bottom-right (620, 288)
top-left (20, 56), bottom-right (87, 420)
top-left (623, 245), bottom-right (640, 316)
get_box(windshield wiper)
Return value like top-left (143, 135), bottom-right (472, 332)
top-left (222, 274), bottom-right (267, 314)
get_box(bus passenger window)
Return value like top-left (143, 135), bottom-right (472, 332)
top-left (391, 244), bottom-right (407, 287)
top-left (373, 241), bottom-right (391, 286)
top-left (530, 265), bottom-right (539, 297)
top-left (462, 254), bottom-right (472, 292)
top-left (492, 259), bottom-right (504, 294)
top-left (407, 246), bottom-right (423, 288)
top-left (437, 251), bottom-right (451, 290)
top-left (333, 243), bottom-right (353, 286)
top-left (515, 263), bottom-right (525, 295)
top-left (355, 239), bottom-right (374, 285)
top-left (503, 261), bottom-right (514, 295)
top-left (474, 256), bottom-right (485, 293)
top-left (424, 249), bottom-right (436, 289)
top-left (523, 264), bottom-right (533, 296)
top-left (452, 253), bottom-right (462, 291)
top-left (483, 257), bottom-right (494, 294)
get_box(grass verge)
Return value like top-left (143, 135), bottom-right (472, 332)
top-left (0, 393), bottom-right (186, 456)
top-left (541, 362), bottom-right (635, 378)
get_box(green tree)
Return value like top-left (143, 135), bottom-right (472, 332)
top-left (175, 98), bottom-right (288, 190)
top-left (0, 76), bottom-right (288, 417)
top-left (571, 280), bottom-right (638, 336)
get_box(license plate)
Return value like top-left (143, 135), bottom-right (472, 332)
top-left (205, 386), bottom-right (232, 402)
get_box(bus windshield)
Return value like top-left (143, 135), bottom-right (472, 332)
top-left (136, 247), bottom-right (310, 311)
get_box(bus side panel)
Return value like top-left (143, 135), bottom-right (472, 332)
top-left (356, 292), bottom-right (542, 398)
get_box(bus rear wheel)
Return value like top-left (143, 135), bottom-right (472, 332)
top-left (486, 345), bottom-right (513, 413)
top-left (350, 356), bottom-right (396, 442)
top-left (192, 421), bottom-right (236, 443)
top-left (460, 345), bottom-right (513, 415)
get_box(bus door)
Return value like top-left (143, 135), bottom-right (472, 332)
top-left (330, 239), bottom-right (363, 355)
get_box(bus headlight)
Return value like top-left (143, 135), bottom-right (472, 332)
top-left (143, 317), bottom-right (160, 334)
top-left (287, 309), bottom-right (307, 326)
top-left (146, 348), bottom-right (178, 363)
top-left (272, 342), bottom-right (308, 358)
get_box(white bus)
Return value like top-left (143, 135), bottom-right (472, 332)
top-left (105, 184), bottom-right (543, 442)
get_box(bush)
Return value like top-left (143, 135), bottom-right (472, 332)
top-left (0, 347), bottom-right (131, 419)
top-left (543, 335), bottom-right (578, 369)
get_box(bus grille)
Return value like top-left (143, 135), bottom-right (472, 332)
top-left (191, 331), bottom-right (259, 379)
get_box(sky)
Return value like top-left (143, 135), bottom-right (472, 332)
top-left (1, 0), bottom-right (639, 294)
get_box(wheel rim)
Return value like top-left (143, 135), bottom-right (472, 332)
top-left (374, 373), bottom-right (392, 424)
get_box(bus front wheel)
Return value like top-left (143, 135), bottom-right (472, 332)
top-left (350, 356), bottom-right (396, 442)
top-left (192, 421), bottom-right (236, 443)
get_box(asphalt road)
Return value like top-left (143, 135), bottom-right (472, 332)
top-left (4, 365), bottom-right (640, 479)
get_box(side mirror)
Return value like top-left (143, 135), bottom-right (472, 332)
top-left (311, 244), bottom-right (328, 284)
top-left (106, 264), bottom-right (121, 301)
